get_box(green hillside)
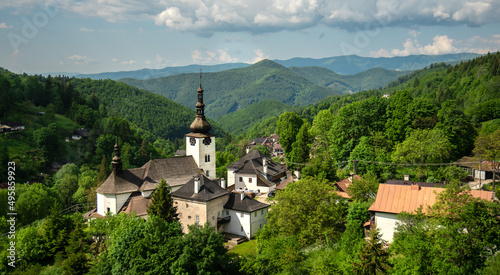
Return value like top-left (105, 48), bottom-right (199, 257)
top-left (119, 59), bottom-right (340, 119)
top-left (289, 66), bottom-right (410, 93)
top-left (275, 53), bottom-right (480, 74)
top-left (68, 78), bottom-right (226, 141)
top-left (216, 100), bottom-right (292, 135)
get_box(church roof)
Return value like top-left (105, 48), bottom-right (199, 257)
top-left (96, 156), bottom-right (203, 195)
top-left (96, 168), bottom-right (144, 194)
top-left (120, 192), bottom-right (151, 216)
top-left (227, 150), bottom-right (287, 178)
top-left (172, 175), bottom-right (230, 202)
top-left (224, 193), bottom-right (269, 213)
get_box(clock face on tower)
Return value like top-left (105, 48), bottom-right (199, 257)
top-left (190, 137), bottom-right (196, 146)
top-left (203, 137), bottom-right (211, 145)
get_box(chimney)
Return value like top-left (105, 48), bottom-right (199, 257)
top-left (404, 174), bottom-right (410, 181)
top-left (194, 177), bottom-right (200, 194)
top-left (263, 157), bottom-right (268, 178)
top-left (348, 173), bottom-right (354, 182)
top-left (411, 182), bottom-right (420, 191)
top-left (246, 146), bottom-right (250, 154)
top-left (294, 167), bottom-right (301, 179)
top-left (221, 178), bottom-right (226, 189)
top-left (240, 192), bottom-right (245, 201)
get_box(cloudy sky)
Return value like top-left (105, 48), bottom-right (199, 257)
top-left (1, 0), bottom-right (499, 74)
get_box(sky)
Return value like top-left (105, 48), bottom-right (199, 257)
top-left (0, 0), bottom-right (499, 74)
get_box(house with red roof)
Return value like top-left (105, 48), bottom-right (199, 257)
top-left (368, 182), bottom-right (494, 242)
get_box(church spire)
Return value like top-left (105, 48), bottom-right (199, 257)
top-left (189, 70), bottom-right (211, 134)
top-left (112, 137), bottom-right (122, 175)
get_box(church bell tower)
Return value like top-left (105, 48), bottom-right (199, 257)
top-left (185, 73), bottom-right (216, 179)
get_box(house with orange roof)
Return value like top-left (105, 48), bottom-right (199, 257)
top-left (334, 173), bottom-right (361, 199)
top-left (368, 182), bottom-right (494, 242)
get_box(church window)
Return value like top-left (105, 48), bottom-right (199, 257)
top-left (205, 155), bottom-right (210, 162)
top-left (195, 215), bottom-right (200, 225)
top-left (206, 170), bottom-right (210, 177)
top-left (249, 178), bottom-right (252, 183)
top-left (254, 212), bottom-right (257, 217)
top-left (239, 177), bottom-right (243, 182)
top-left (203, 137), bottom-right (211, 145)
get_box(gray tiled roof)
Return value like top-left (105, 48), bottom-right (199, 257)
top-left (96, 168), bottom-right (144, 194)
top-left (227, 150), bottom-right (287, 177)
top-left (224, 193), bottom-right (269, 213)
top-left (172, 175), bottom-right (230, 202)
top-left (97, 156), bottom-right (202, 195)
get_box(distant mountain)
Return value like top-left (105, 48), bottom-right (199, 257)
top-left (70, 53), bottom-right (479, 81)
top-left (274, 53), bottom-right (481, 75)
top-left (289, 66), bottom-right (410, 93)
top-left (216, 100), bottom-right (292, 135)
top-left (120, 59), bottom-right (339, 119)
top-left (75, 63), bottom-right (249, 80)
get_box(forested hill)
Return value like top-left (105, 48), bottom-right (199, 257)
top-left (275, 53), bottom-right (480, 74)
top-left (119, 59), bottom-right (340, 119)
top-left (289, 66), bottom-right (410, 94)
top-left (68, 78), bottom-right (225, 141)
top-left (259, 52), bottom-right (500, 178)
top-left (75, 62), bottom-right (249, 80)
top-left (216, 100), bottom-right (292, 135)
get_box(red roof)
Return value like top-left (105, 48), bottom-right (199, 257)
top-left (369, 184), bottom-right (494, 214)
top-left (335, 175), bottom-right (361, 193)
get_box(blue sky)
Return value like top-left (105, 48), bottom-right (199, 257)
top-left (1, 0), bottom-right (499, 74)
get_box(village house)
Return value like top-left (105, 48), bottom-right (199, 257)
top-left (0, 121), bottom-right (25, 133)
top-left (92, 77), bottom-right (270, 239)
top-left (334, 173), bottom-right (362, 199)
top-left (226, 149), bottom-right (289, 193)
top-left (246, 134), bottom-right (284, 157)
top-left (368, 181), bottom-right (494, 243)
top-left (71, 128), bottom-right (90, 140)
top-left (454, 156), bottom-right (495, 180)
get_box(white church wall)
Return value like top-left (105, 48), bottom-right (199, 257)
top-left (186, 136), bottom-right (216, 179)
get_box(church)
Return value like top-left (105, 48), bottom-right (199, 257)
top-left (93, 76), bottom-right (270, 239)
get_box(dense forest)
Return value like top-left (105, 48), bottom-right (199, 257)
top-left (1, 52), bottom-right (500, 274)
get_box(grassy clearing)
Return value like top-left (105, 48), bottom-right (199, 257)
top-left (227, 239), bottom-right (257, 258)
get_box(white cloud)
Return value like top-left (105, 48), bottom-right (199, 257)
top-left (0, 22), bottom-right (13, 29)
top-left (64, 54), bottom-right (97, 65)
top-left (120, 60), bottom-right (138, 65)
top-left (191, 49), bottom-right (238, 64)
top-left (145, 54), bottom-right (169, 68)
top-left (3, 0), bottom-right (500, 34)
top-left (79, 27), bottom-right (95, 32)
top-left (371, 33), bottom-right (500, 57)
top-left (251, 49), bottom-right (269, 63)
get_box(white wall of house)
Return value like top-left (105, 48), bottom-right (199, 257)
top-left (234, 173), bottom-right (257, 190)
top-left (227, 168), bottom-right (236, 188)
top-left (249, 208), bottom-right (268, 237)
top-left (97, 192), bottom-right (132, 216)
top-left (374, 212), bottom-right (398, 243)
top-left (186, 136), bottom-right (216, 179)
top-left (224, 209), bottom-right (251, 239)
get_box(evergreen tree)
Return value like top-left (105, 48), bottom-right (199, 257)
top-left (147, 178), bottom-right (179, 223)
top-left (97, 155), bottom-right (110, 185)
top-left (289, 121), bottom-right (311, 165)
top-left (355, 226), bottom-right (392, 274)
